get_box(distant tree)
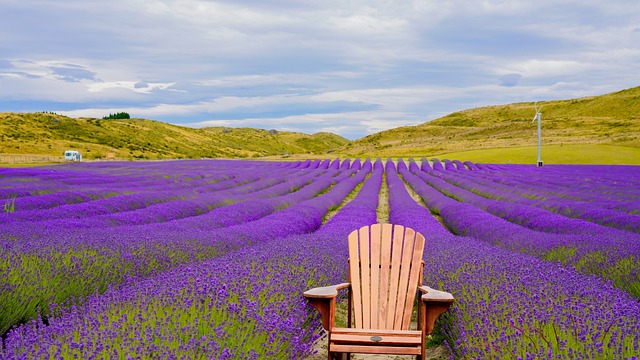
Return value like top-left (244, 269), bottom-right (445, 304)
top-left (103, 112), bottom-right (131, 120)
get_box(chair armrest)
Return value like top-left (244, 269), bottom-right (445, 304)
top-left (417, 285), bottom-right (455, 335)
top-left (418, 285), bottom-right (455, 303)
top-left (303, 283), bottom-right (350, 331)
top-left (303, 283), bottom-right (350, 299)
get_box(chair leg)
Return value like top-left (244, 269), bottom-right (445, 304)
top-left (328, 351), bottom-right (347, 360)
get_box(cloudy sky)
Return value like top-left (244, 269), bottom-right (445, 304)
top-left (1, 0), bottom-right (639, 139)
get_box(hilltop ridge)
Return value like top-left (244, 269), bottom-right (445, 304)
top-left (1, 86), bottom-right (640, 164)
top-left (335, 86), bottom-right (640, 162)
top-left (0, 113), bottom-right (349, 160)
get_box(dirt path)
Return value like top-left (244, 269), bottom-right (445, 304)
top-left (401, 173), bottom-right (450, 231)
top-left (377, 172), bottom-right (389, 223)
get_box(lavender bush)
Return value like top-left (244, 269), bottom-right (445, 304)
top-left (400, 160), bottom-right (640, 298)
top-left (1, 158), bottom-right (638, 360)
top-left (0, 161), bottom-right (362, 336)
top-left (387, 160), bottom-right (640, 359)
top-left (1, 160), bottom-right (382, 359)
top-left (429, 164), bottom-right (640, 232)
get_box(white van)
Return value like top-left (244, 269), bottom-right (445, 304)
top-left (64, 150), bottom-right (82, 161)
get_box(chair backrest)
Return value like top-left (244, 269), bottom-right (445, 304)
top-left (348, 224), bottom-right (425, 330)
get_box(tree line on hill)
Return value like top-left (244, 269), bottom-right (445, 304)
top-left (103, 112), bottom-right (131, 120)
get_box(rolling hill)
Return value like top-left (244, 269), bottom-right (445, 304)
top-left (0, 113), bottom-right (349, 160)
top-left (1, 86), bottom-right (640, 164)
top-left (334, 86), bottom-right (640, 163)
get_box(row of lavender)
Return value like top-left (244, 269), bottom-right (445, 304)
top-left (2, 159), bottom-right (639, 359)
top-left (1, 160), bottom-right (382, 358)
top-left (1, 160), bottom-right (320, 223)
top-left (436, 161), bottom-right (640, 228)
top-left (387, 159), bottom-right (640, 359)
top-left (0, 159), bottom-right (365, 336)
top-left (408, 159), bottom-right (640, 298)
top-left (432, 158), bottom-right (640, 204)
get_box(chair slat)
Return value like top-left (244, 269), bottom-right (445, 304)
top-left (359, 226), bottom-right (371, 329)
top-left (393, 227), bottom-right (415, 329)
top-left (348, 230), bottom-right (363, 328)
top-left (402, 232), bottom-right (425, 328)
top-left (386, 225), bottom-right (405, 329)
top-left (369, 224), bottom-right (382, 329)
top-left (378, 224), bottom-right (393, 329)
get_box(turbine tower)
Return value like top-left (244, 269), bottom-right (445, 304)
top-left (532, 102), bottom-right (543, 167)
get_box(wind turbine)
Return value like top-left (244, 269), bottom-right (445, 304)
top-left (532, 102), bottom-right (543, 167)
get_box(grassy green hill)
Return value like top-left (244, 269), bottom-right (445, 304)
top-left (334, 86), bottom-right (640, 164)
top-left (0, 113), bottom-right (349, 160)
top-left (3, 86), bottom-right (640, 164)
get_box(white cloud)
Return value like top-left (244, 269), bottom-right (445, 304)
top-left (505, 59), bottom-right (594, 78)
top-left (87, 81), bottom-right (175, 94)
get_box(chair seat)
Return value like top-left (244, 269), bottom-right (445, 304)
top-left (329, 328), bottom-right (422, 355)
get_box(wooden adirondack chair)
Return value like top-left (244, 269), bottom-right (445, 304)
top-left (303, 224), bottom-right (454, 360)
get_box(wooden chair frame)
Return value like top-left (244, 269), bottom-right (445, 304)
top-left (304, 224), bottom-right (454, 360)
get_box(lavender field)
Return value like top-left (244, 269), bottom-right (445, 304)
top-left (0, 159), bottom-right (638, 359)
